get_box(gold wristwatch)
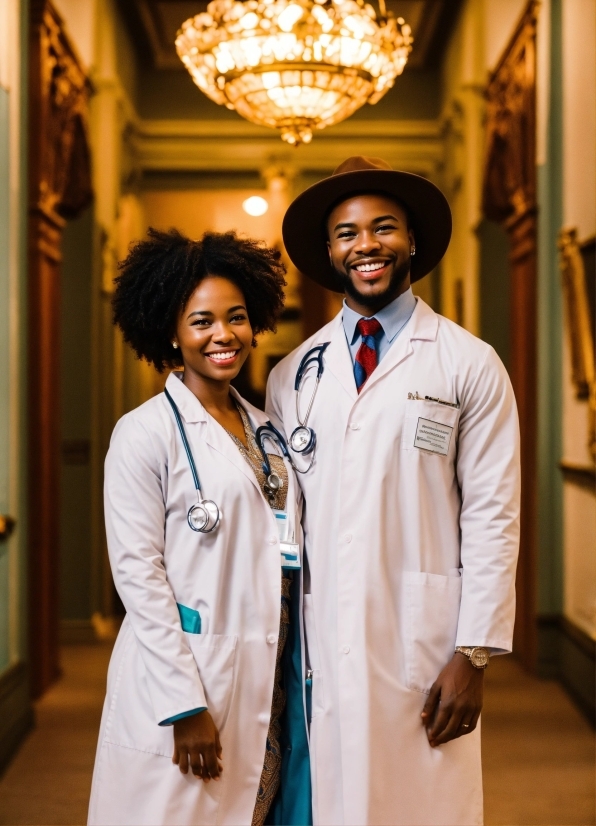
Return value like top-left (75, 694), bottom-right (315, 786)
top-left (455, 646), bottom-right (490, 669)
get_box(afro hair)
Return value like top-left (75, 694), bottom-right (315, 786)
top-left (112, 227), bottom-right (286, 372)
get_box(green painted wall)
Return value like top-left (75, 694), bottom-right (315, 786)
top-left (0, 0), bottom-right (34, 776)
top-left (0, 87), bottom-right (10, 673)
top-left (536, 0), bottom-right (563, 623)
top-left (478, 218), bottom-right (511, 371)
top-left (59, 208), bottom-right (94, 621)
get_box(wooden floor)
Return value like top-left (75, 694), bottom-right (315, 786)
top-left (0, 645), bottom-right (594, 825)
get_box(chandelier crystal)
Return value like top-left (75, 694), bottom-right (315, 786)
top-left (176, 0), bottom-right (413, 145)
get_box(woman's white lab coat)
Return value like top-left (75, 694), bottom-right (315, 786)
top-left (266, 298), bottom-right (520, 826)
top-left (88, 372), bottom-right (303, 826)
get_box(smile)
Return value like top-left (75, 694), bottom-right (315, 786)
top-left (204, 350), bottom-right (240, 364)
top-left (353, 261), bottom-right (388, 274)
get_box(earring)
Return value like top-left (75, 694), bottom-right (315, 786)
top-left (411, 247), bottom-right (416, 256)
top-left (172, 341), bottom-right (179, 349)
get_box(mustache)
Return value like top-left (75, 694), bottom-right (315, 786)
top-left (334, 257), bottom-right (411, 309)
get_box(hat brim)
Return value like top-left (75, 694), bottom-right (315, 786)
top-left (282, 169), bottom-right (452, 291)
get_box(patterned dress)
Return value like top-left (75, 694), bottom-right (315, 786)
top-left (224, 403), bottom-right (291, 826)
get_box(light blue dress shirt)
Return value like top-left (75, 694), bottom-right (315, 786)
top-left (342, 287), bottom-right (417, 365)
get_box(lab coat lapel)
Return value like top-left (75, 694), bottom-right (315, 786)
top-left (320, 313), bottom-right (358, 402)
top-left (164, 372), bottom-right (262, 495)
top-left (357, 298), bottom-right (439, 397)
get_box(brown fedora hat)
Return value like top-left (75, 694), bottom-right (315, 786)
top-left (282, 156), bottom-right (452, 292)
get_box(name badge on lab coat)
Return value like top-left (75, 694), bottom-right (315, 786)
top-left (414, 417), bottom-right (453, 456)
top-left (274, 510), bottom-right (301, 570)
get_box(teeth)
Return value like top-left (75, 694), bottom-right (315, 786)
top-left (206, 351), bottom-right (237, 361)
top-left (354, 262), bottom-right (386, 273)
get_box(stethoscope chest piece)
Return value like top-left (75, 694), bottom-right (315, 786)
top-left (187, 499), bottom-right (220, 533)
top-left (289, 425), bottom-right (316, 455)
top-left (165, 386), bottom-right (222, 535)
top-left (264, 472), bottom-right (284, 495)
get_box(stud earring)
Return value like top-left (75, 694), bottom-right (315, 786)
top-left (411, 247), bottom-right (416, 256)
top-left (172, 341), bottom-right (179, 349)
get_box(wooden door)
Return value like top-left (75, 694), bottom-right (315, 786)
top-left (482, 1), bottom-right (539, 670)
top-left (28, 0), bottom-right (92, 696)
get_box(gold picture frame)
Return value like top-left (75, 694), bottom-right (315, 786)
top-left (558, 228), bottom-right (596, 463)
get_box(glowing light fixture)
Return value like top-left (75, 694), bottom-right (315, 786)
top-left (176, 0), bottom-right (413, 146)
top-left (243, 195), bottom-right (269, 215)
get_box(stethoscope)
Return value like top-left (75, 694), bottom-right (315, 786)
top-left (165, 388), bottom-right (221, 533)
top-left (289, 343), bottom-right (330, 470)
top-left (165, 388), bottom-right (294, 532)
top-left (255, 421), bottom-right (293, 494)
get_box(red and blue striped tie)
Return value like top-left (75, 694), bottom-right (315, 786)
top-left (354, 317), bottom-right (382, 393)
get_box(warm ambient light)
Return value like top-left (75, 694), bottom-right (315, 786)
top-left (243, 195), bottom-right (269, 216)
top-left (176, 0), bottom-right (413, 146)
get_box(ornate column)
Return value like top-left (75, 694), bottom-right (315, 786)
top-left (482, 1), bottom-right (539, 670)
top-left (28, 0), bottom-right (92, 696)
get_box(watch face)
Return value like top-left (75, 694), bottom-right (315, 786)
top-left (471, 648), bottom-right (489, 668)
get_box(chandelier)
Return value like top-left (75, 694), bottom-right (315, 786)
top-left (175, 0), bottom-right (413, 145)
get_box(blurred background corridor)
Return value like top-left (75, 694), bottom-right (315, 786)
top-left (0, 0), bottom-right (594, 823)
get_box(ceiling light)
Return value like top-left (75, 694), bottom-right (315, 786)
top-left (176, 0), bottom-right (413, 146)
top-left (243, 195), bottom-right (269, 216)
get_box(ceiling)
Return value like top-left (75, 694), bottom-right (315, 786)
top-left (123, 0), bottom-right (463, 72)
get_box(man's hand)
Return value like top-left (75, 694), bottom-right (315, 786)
top-left (173, 710), bottom-right (222, 781)
top-left (421, 652), bottom-right (484, 747)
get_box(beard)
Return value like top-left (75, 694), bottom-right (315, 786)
top-left (333, 257), bottom-right (411, 310)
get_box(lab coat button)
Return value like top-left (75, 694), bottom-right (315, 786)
top-left (344, 533), bottom-right (352, 543)
top-left (349, 422), bottom-right (361, 430)
top-left (342, 645), bottom-right (350, 654)
top-left (269, 537), bottom-right (278, 545)
top-left (267, 634), bottom-right (277, 645)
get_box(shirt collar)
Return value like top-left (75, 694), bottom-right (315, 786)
top-left (342, 287), bottom-right (417, 344)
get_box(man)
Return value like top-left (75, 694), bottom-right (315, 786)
top-left (266, 157), bottom-right (520, 826)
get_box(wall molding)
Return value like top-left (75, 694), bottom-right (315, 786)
top-left (0, 662), bottom-right (34, 776)
top-left (537, 614), bottom-right (595, 726)
top-left (559, 460), bottom-right (596, 489)
top-left (59, 619), bottom-right (97, 645)
top-left (130, 118), bottom-right (444, 177)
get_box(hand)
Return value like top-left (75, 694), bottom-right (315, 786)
top-left (172, 710), bottom-right (222, 782)
top-left (421, 652), bottom-right (484, 747)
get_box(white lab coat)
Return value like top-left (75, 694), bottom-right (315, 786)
top-left (266, 298), bottom-right (520, 826)
top-left (88, 372), bottom-right (304, 826)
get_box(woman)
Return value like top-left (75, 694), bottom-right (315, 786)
top-left (88, 229), bottom-right (309, 826)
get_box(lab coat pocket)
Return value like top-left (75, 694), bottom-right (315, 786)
top-left (403, 571), bottom-right (462, 694)
top-left (185, 632), bottom-right (238, 733)
top-left (104, 631), bottom-right (237, 757)
top-left (303, 595), bottom-right (325, 717)
top-left (401, 399), bottom-right (460, 456)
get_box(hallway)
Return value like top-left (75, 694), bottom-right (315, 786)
top-left (0, 646), bottom-right (593, 826)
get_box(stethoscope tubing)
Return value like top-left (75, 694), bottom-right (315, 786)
top-left (291, 342), bottom-right (330, 469)
top-left (165, 387), bottom-right (221, 533)
top-left (165, 387), bottom-right (202, 493)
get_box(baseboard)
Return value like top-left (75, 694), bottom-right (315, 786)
top-left (558, 617), bottom-right (596, 727)
top-left (60, 618), bottom-right (98, 644)
top-left (60, 613), bottom-right (122, 644)
top-left (0, 662), bottom-right (35, 776)
top-left (537, 614), bottom-right (595, 727)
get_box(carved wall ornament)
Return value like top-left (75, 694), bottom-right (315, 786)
top-left (482, 0), bottom-right (538, 226)
top-left (30, 0), bottom-right (93, 220)
top-left (481, 0), bottom-right (539, 670)
top-left (558, 228), bottom-right (596, 463)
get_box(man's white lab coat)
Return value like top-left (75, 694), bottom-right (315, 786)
top-left (266, 298), bottom-right (520, 826)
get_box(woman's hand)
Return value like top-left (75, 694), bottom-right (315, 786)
top-left (172, 710), bottom-right (223, 781)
